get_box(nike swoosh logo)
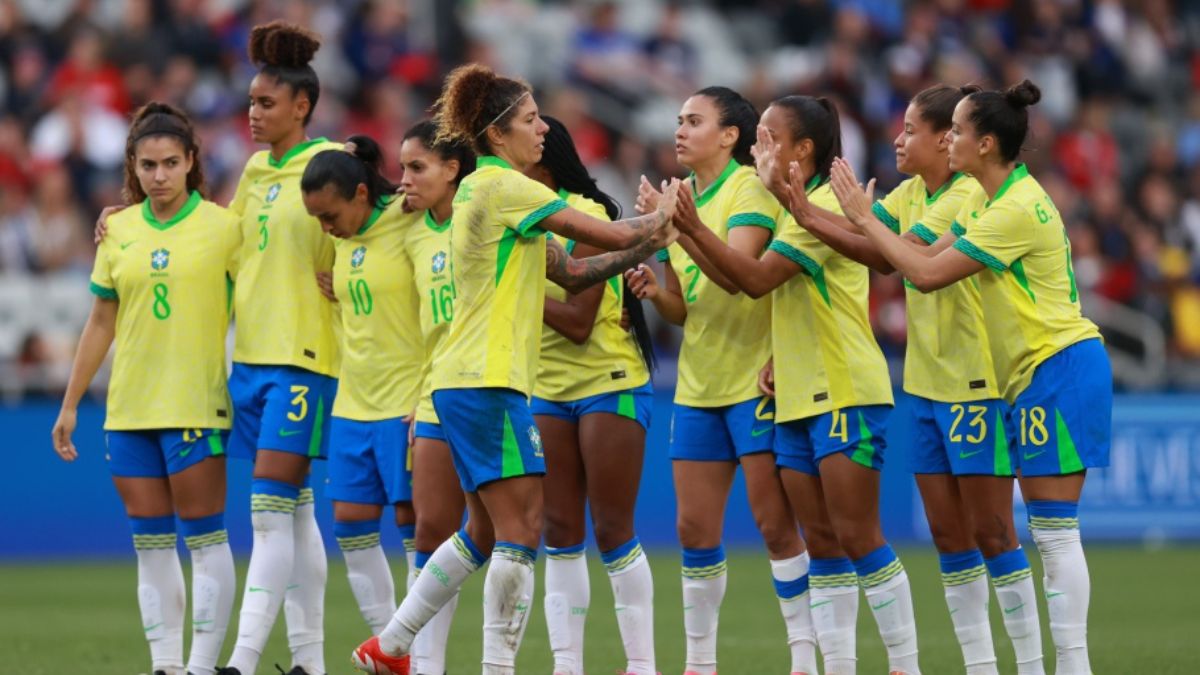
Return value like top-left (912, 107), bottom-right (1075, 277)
top-left (810, 600), bottom-right (833, 608)
top-left (120, 241), bottom-right (137, 250)
top-left (143, 622), bottom-right (163, 632)
top-left (248, 586), bottom-right (273, 594)
top-left (871, 598), bottom-right (896, 611)
top-left (949, 608), bottom-right (960, 615)
top-left (1045, 591), bottom-right (1064, 599)
top-left (959, 449), bottom-right (983, 459)
top-left (683, 604), bottom-right (696, 611)
top-left (1023, 450), bottom-right (1046, 460)
top-left (179, 446), bottom-right (191, 458)
top-left (750, 426), bottom-right (772, 437)
top-left (1003, 602), bottom-right (1025, 614)
top-left (279, 429), bottom-right (303, 437)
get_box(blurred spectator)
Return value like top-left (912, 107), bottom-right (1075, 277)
top-left (44, 23), bottom-right (130, 115)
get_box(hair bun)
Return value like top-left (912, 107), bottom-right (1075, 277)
top-left (345, 134), bottom-right (384, 172)
top-left (1004, 79), bottom-right (1041, 109)
top-left (248, 20), bottom-right (321, 69)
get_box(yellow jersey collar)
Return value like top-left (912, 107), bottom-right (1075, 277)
top-left (985, 164), bottom-right (1029, 207)
top-left (477, 155), bottom-right (514, 171)
top-left (925, 171), bottom-right (964, 205)
top-left (358, 204), bottom-right (385, 235)
top-left (691, 158), bottom-right (740, 208)
top-left (424, 209), bottom-right (452, 232)
top-left (141, 190), bottom-right (202, 230)
top-left (267, 137), bottom-right (328, 169)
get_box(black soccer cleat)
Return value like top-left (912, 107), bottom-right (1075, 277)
top-left (214, 668), bottom-right (243, 675)
top-left (276, 666), bottom-right (321, 675)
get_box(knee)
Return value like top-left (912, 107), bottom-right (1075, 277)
top-left (591, 515), bottom-right (634, 553)
top-left (676, 513), bottom-right (718, 550)
top-left (543, 508), bottom-right (585, 549)
top-left (831, 520), bottom-right (884, 560)
top-left (415, 509), bottom-right (459, 549)
top-left (973, 518), bottom-right (1017, 558)
top-left (802, 524), bottom-right (844, 559)
top-left (755, 512), bottom-right (800, 557)
top-left (927, 517), bottom-right (973, 555)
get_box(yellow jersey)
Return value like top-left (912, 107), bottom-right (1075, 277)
top-left (767, 182), bottom-right (893, 422)
top-left (331, 200), bottom-right (425, 421)
top-left (657, 160), bottom-right (775, 407)
top-left (407, 208), bottom-right (455, 425)
top-left (872, 173), bottom-right (999, 402)
top-left (430, 155), bottom-right (567, 396)
top-left (229, 138), bottom-right (340, 377)
top-left (535, 191), bottom-right (650, 401)
top-left (89, 192), bottom-right (241, 429)
top-left (952, 164), bottom-right (1101, 403)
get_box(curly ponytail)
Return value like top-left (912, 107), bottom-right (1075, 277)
top-left (433, 64), bottom-right (531, 155)
top-left (123, 101), bottom-right (205, 204)
top-left (249, 21), bottom-right (322, 125)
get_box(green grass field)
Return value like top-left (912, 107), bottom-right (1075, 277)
top-left (1, 546), bottom-right (1195, 674)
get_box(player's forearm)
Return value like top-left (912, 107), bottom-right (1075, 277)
top-left (677, 233), bottom-right (740, 294)
top-left (858, 216), bottom-right (947, 291)
top-left (61, 310), bottom-right (116, 410)
top-left (554, 210), bottom-right (665, 252)
top-left (548, 236), bottom-right (658, 295)
top-left (542, 297), bottom-right (597, 345)
top-left (800, 212), bottom-right (895, 274)
top-left (649, 290), bottom-right (687, 325)
top-left (685, 225), bottom-right (775, 298)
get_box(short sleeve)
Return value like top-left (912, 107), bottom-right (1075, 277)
top-left (767, 213), bottom-right (834, 274)
top-left (497, 172), bottom-right (568, 238)
top-left (952, 201), bottom-right (1032, 272)
top-left (726, 172), bottom-right (779, 231)
top-left (224, 214), bottom-right (244, 279)
top-left (89, 244), bottom-right (116, 299)
top-left (655, 249), bottom-right (670, 263)
top-left (911, 183), bottom-right (972, 244)
top-left (872, 183), bottom-right (904, 234)
top-left (228, 163), bottom-right (252, 217)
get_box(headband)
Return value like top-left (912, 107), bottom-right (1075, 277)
top-left (132, 114), bottom-right (190, 145)
top-left (476, 91), bottom-right (530, 137)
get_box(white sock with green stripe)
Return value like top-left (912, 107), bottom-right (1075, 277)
top-left (227, 478), bottom-right (299, 673)
top-left (681, 545), bottom-right (726, 675)
top-left (336, 519), bottom-right (395, 634)
top-left (854, 544), bottom-right (920, 674)
top-left (380, 528), bottom-right (489, 656)
top-left (483, 542), bottom-right (537, 674)
top-left (603, 537), bottom-right (655, 675)
top-left (939, 550), bottom-right (997, 675)
top-left (285, 485), bottom-right (326, 674)
top-left (985, 547), bottom-right (1044, 675)
top-left (180, 513), bottom-right (234, 675)
top-left (130, 515), bottom-right (186, 674)
top-left (545, 543), bottom-right (589, 674)
top-left (1029, 500), bottom-right (1090, 675)
top-left (809, 557), bottom-right (859, 674)
top-left (412, 549), bottom-right (459, 675)
top-left (771, 552), bottom-right (818, 675)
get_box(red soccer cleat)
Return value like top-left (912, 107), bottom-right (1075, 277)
top-left (350, 636), bottom-right (411, 675)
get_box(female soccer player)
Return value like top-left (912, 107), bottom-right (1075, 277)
top-left (52, 102), bottom-right (240, 675)
top-left (796, 85), bottom-right (1043, 675)
top-left (636, 94), bottom-right (922, 675)
top-left (528, 116), bottom-right (657, 675)
top-left (626, 86), bottom-right (815, 675)
top-left (832, 79), bottom-right (1109, 675)
top-left (352, 63), bottom-right (679, 675)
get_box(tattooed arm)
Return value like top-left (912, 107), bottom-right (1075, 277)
top-left (545, 226), bottom-right (677, 295)
top-left (542, 239), bottom-right (607, 345)
top-left (540, 178), bottom-right (683, 251)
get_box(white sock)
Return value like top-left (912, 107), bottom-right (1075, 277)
top-left (603, 539), bottom-right (656, 675)
top-left (336, 521), bottom-right (396, 635)
top-left (414, 589), bottom-right (459, 675)
top-left (855, 545), bottom-right (919, 674)
top-left (939, 550), bottom-right (997, 675)
top-left (809, 557), bottom-right (859, 675)
top-left (681, 546), bottom-right (726, 675)
top-left (771, 552), bottom-right (818, 675)
top-left (1029, 502), bottom-right (1090, 675)
top-left (986, 546), bottom-right (1045, 675)
top-left (227, 482), bottom-right (298, 673)
top-left (482, 543), bottom-right (537, 674)
top-left (545, 544), bottom-right (589, 675)
top-left (182, 515), bottom-right (235, 675)
top-left (285, 496), bottom-right (326, 674)
top-left (131, 518), bottom-right (186, 674)
top-left (380, 530), bottom-right (488, 656)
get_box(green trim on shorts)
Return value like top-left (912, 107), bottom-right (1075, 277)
top-left (501, 411), bottom-right (525, 478)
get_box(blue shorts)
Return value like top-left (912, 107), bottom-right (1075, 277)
top-left (327, 416), bottom-right (412, 505)
top-left (668, 396), bottom-right (775, 462)
top-left (106, 428), bottom-right (228, 478)
top-left (907, 395), bottom-right (1013, 476)
top-left (531, 382), bottom-right (653, 431)
top-left (1007, 338), bottom-right (1111, 477)
top-left (228, 363), bottom-right (337, 461)
top-left (432, 388), bottom-right (546, 493)
top-left (413, 421), bottom-right (445, 441)
top-left (775, 405), bottom-right (890, 475)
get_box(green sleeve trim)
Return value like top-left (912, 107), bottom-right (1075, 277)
top-left (872, 201), bottom-right (900, 233)
top-left (768, 240), bottom-right (820, 277)
top-left (516, 199), bottom-right (568, 237)
top-left (909, 223), bottom-right (938, 245)
top-left (727, 212), bottom-right (776, 231)
top-left (953, 237), bottom-right (1007, 272)
top-left (89, 282), bottom-right (117, 300)
top-left (655, 249), bottom-right (670, 262)
top-left (951, 221), bottom-right (967, 237)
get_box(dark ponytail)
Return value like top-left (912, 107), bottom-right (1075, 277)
top-left (911, 84), bottom-right (963, 132)
top-left (537, 115), bottom-right (655, 371)
top-left (959, 79), bottom-right (1042, 162)
top-left (402, 120), bottom-right (476, 184)
top-left (695, 86), bottom-right (758, 166)
top-left (770, 95), bottom-right (842, 183)
top-left (301, 134), bottom-right (398, 208)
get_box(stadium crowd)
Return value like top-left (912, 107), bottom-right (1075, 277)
top-left (2, 0), bottom-right (1200, 396)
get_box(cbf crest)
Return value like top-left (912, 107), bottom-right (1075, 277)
top-left (351, 246), bottom-right (367, 269)
top-left (266, 183), bottom-right (282, 203)
top-left (432, 251), bottom-right (447, 275)
top-left (528, 425), bottom-right (543, 457)
top-left (150, 248), bottom-right (170, 271)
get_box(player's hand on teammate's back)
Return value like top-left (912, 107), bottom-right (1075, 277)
top-left (51, 408), bottom-right (79, 462)
top-left (625, 263), bottom-right (660, 300)
top-left (315, 271), bottom-right (337, 302)
top-left (94, 205), bottom-right (124, 244)
top-left (758, 357), bottom-right (775, 397)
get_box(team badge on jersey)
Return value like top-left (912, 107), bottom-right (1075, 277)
top-left (432, 251), bottom-right (447, 274)
top-left (528, 425), bottom-right (543, 457)
top-left (351, 246), bottom-right (367, 269)
top-left (266, 183), bottom-right (281, 203)
top-left (151, 248), bottom-right (170, 271)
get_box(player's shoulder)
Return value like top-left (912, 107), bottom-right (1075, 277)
top-left (726, 163), bottom-right (771, 197)
top-left (808, 181), bottom-right (842, 215)
top-left (566, 192), bottom-right (610, 221)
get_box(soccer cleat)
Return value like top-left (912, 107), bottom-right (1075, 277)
top-left (276, 666), bottom-right (319, 675)
top-left (214, 669), bottom-right (242, 675)
top-left (351, 636), bottom-right (410, 675)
